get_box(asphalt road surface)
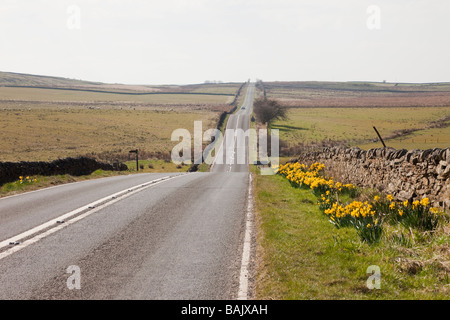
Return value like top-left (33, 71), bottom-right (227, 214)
top-left (211, 82), bottom-right (255, 173)
top-left (0, 83), bottom-right (255, 300)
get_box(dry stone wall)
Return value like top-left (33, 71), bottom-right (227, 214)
top-left (292, 147), bottom-right (450, 210)
top-left (0, 157), bottom-right (128, 185)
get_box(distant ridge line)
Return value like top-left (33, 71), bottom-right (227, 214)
top-left (1, 85), bottom-right (235, 96)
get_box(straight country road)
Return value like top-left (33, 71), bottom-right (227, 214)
top-left (211, 82), bottom-right (255, 173)
top-left (0, 83), bottom-right (256, 300)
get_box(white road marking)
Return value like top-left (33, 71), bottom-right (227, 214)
top-left (0, 174), bottom-right (188, 261)
top-left (237, 173), bottom-right (254, 300)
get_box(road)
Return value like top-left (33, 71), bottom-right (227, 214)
top-left (0, 83), bottom-right (255, 300)
top-left (211, 82), bottom-right (255, 173)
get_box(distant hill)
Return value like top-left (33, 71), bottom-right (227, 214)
top-left (0, 71), bottom-right (243, 95)
top-left (0, 71), bottom-right (175, 93)
top-left (0, 71), bottom-right (103, 87)
top-left (0, 71), bottom-right (165, 93)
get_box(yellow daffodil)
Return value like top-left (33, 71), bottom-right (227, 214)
top-left (420, 198), bottom-right (430, 207)
top-left (430, 207), bottom-right (439, 214)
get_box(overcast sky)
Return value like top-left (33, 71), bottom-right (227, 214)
top-left (1, 0), bottom-right (449, 85)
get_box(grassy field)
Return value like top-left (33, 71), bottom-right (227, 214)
top-left (272, 107), bottom-right (450, 151)
top-left (259, 81), bottom-right (450, 153)
top-left (0, 72), bottom-right (247, 164)
top-left (0, 87), bottom-right (234, 105)
top-left (263, 81), bottom-right (450, 108)
top-left (0, 107), bottom-right (220, 162)
top-left (253, 167), bottom-right (450, 299)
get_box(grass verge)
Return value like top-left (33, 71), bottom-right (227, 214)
top-left (0, 159), bottom-right (195, 198)
top-left (0, 169), bottom-right (124, 198)
top-left (253, 167), bottom-right (450, 299)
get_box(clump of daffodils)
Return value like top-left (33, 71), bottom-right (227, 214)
top-left (277, 162), bottom-right (355, 196)
top-left (393, 197), bottom-right (440, 231)
top-left (18, 176), bottom-right (37, 185)
top-left (277, 162), bottom-right (445, 245)
top-left (324, 200), bottom-right (382, 244)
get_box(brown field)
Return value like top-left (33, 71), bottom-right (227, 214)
top-left (0, 107), bottom-right (219, 162)
top-left (0, 87), bottom-right (235, 106)
top-left (0, 73), bottom-right (247, 163)
top-left (263, 81), bottom-right (450, 108)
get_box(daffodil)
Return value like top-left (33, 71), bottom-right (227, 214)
top-left (420, 198), bottom-right (430, 207)
top-left (430, 207), bottom-right (439, 214)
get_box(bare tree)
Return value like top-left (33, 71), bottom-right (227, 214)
top-left (253, 97), bottom-right (288, 126)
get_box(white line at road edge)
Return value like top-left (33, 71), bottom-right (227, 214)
top-left (237, 172), bottom-right (254, 300)
top-left (0, 174), bottom-right (188, 261)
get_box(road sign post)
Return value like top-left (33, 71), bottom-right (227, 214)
top-left (129, 149), bottom-right (139, 171)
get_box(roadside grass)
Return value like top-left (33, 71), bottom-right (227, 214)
top-left (0, 157), bottom-right (210, 198)
top-left (196, 162), bottom-right (211, 172)
top-left (271, 107), bottom-right (450, 150)
top-left (124, 159), bottom-right (191, 173)
top-left (0, 157), bottom-right (200, 198)
top-left (253, 167), bottom-right (450, 299)
top-left (0, 169), bottom-right (127, 198)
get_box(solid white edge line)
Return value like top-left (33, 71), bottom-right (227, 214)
top-left (0, 174), bottom-right (188, 258)
top-left (237, 172), bottom-right (253, 300)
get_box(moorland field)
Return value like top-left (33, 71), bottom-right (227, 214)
top-left (0, 71), bottom-right (245, 163)
top-left (257, 81), bottom-right (450, 154)
top-left (2, 72), bottom-right (449, 164)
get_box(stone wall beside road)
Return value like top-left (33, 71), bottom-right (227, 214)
top-left (291, 147), bottom-right (450, 209)
top-left (0, 157), bottom-right (127, 185)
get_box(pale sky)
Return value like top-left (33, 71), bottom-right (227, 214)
top-left (1, 0), bottom-right (449, 85)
